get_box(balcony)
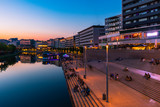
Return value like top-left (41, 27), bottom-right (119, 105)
top-left (123, 0), bottom-right (154, 10)
top-left (123, 3), bottom-right (160, 16)
top-left (123, 0), bottom-right (134, 5)
top-left (123, 10), bottom-right (160, 22)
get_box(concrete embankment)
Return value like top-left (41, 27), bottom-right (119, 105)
top-left (62, 61), bottom-right (104, 107)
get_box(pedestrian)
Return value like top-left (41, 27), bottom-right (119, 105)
top-left (115, 74), bottom-right (119, 80)
top-left (110, 73), bottom-right (114, 80)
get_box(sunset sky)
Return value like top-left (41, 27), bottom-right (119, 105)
top-left (0, 0), bottom-right (121, 40)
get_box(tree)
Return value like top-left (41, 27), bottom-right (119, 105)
top-left (0, 43), bottom-right (7, 51)
top-left (7, 44), bottom-right (16, 52)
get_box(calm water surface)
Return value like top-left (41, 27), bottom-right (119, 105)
top-left (0, 55), bottom-right (72, 107)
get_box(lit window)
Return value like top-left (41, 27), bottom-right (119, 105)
top-left (139, 18), bottom-right (147, 22)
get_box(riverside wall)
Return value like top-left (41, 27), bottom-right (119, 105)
top-left (85, 49), bottom-right (160, 61)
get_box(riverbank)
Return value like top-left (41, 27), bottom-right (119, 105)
top-left (0, 52), bottom-right (20, 59)
top-left (62, 61), bottom-right (104, 107)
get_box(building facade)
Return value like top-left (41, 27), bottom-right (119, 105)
top-left (99, 15), bottom-right (122, 46)
top-left (20, 39), bottom-right (35, 48)
top-left (59, 39), bottom-right (65, 48)
top-left (35, 41), bottom-right (48, 50)
top-left (119, 0), bottom-right (160, 49)
top-left (47, 39), bottom-right (55, 48)
top-left (54, 38), bottom-right (64, 48)
top-left (78, 25), bottom-right (105, 47)
top-left (65, 36), bottom-right (75, 48)
top-left (74, 34), bottom-right (80, 47)
top-left (8, 38), bottom-right (19, 47)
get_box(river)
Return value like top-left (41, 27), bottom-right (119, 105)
top-left (0, 53), bottom-right (72, 107)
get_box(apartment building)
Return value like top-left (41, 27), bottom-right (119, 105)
top-left (74, 34), bottom-right (80, 47)
top-left (59, 39), bottom-right (65, 48)
top-left (20, 39), bottom-right (35, 48)
top-left (47, 39), bottom-right (55, 48)
top-left (99, 15), bottom-right (122, 46)
top-left (119, 0), bottom-right (160, 49)
top-left (65, 36), bottom-right (75, 48)
top-left (78, 25), bottom-right (105, 47)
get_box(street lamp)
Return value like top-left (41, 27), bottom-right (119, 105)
top-left (106, 44), bottom-right (109, 102)
top-left (116, 38), bottom-right (119, 49)
top-left (84, 46), bottom-right (87, 79)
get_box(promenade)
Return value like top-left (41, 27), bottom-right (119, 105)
top-left (72, 60), bottom-right (160, 107)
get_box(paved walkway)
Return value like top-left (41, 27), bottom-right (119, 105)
top-left (72, 60), bottom-right (160, 107)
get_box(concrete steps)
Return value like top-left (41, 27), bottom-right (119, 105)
top-left (63, 63), bottom-right (104, 107)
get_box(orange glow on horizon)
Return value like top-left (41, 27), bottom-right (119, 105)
top-left (0, 32), bottom-right (68, 40)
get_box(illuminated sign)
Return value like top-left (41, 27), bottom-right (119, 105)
top-left (147, 32), bottom-right (158, 37)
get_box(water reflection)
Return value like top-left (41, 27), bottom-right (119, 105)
top-left (0, 52), bottom-right (72, 107)
top-left (0, 52), bottom-right (62, 71)
top-left (20, 55), bottom-right (36, 63)
top-left (0, 56), bottom-right (18, 72)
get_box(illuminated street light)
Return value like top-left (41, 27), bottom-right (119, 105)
top-left (84, 46), bottom-right (87, 79)
top-left (106, 44), bottom-right (109, 102)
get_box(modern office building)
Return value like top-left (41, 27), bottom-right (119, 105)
top-left (47, 39), bottom-right (55, 48)
top-left (8, 38), bottom-right (19, 47)
top-left (9, 38), bottom-right (18, 42)
top-left (20, 39), bottom-right (35, 48)
top-left (35, 41), bottom-right (48, 50)
top-left (59, 39), bottom-right (65, 48)
top-left (78, 25), bottom-right (105, 47)
top-left (74, 34), bottom-right (80, 47)
top-left (99, 15), bottom-right (122, 46)
top-left (65, 36), bottom-right (75, 48)
top-left (117, 0), bottom-right (160, 49)
top-left (105, 14), bottom-right (122, 35)
top-left (54, 38), bottom-right (64, 48)
top-left (122, 0), bottom-right (160, 30)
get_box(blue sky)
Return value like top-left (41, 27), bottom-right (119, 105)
top-left (0, 0), bottom-right (121, 40)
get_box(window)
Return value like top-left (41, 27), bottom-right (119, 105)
top-left (125, 9), bottom-right (131, 13)
top-left (139, 11), bottom-right (147, 15)
top-left (139, 4), bottom-right (147, 9)
top-left (133, 20), bottom-right (137, 23)
top-left (139, 18), bottom-right (147, 22)
top-left (125, 15), bottom-right (131, 18)
top-left (150, 16), bottom-right (158, 20)
top-left (125, 21), bottom-right (131, 24)
top-left (133, 7), bottom-right (137, 10)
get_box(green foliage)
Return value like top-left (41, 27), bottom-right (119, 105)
top-left (0, 43), bottom-right (16, 52)
top-left (8, 44), bottom-right (16, 52)
top-left (0, 43), bottom-right (7, 51)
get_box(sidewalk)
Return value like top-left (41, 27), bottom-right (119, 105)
top-left (73, 61), bottom-right (160, 107)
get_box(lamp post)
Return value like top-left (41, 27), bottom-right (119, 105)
top-left (116, 38), bottom-right (119, 49)
top-left (84, 46), bottom-right (87, 79)
top-left (106, 44), bottom-right (109, 102)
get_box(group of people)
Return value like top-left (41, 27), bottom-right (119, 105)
top-left (110, 73), bottom-right (119, 80)
top-left (64, 61), bottom-right (91, 97)
top-left (64, 62), bottom-right (77, 79)
top-left (81, 86), bottom-right (90, 96)
top-left (144, 73), bottom-right (151, 80)
top-left (73, 76), bottom-right (90, 96)
top-left (149, 58), bottom-right (160, 65)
